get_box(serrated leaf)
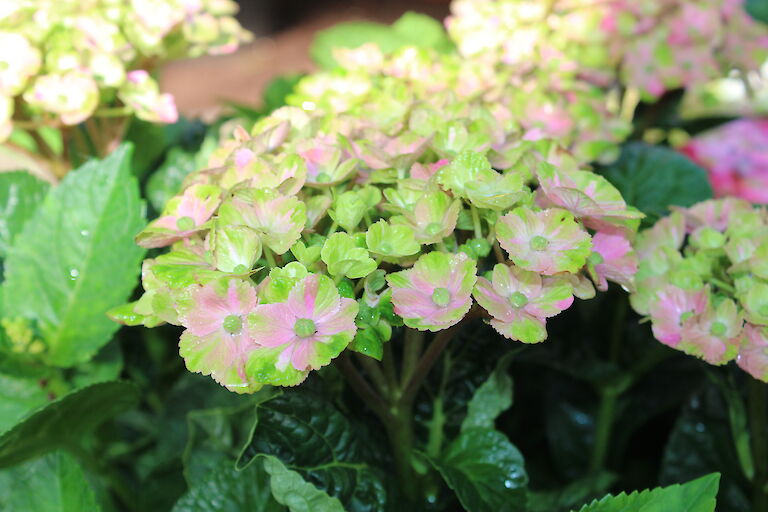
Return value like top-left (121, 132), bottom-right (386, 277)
top-left (237, 390), bottom-right (387, 512)
top-left (430, 428), bottom-right (528, 512)
top-left (0, 451), bottom-right (101, 512)
top-left (0, 371), bottom-right (50, 433)
top-left (0, 381), bottom-right (139, 467)
top-left (262, 456), bottom-right (344, 512)
top-left (462, 352), bottom-right (515, 431)
top-left (0, 171), bottom-right (49, 258)
top-left (571, 473), bottom-right (720, 512)
top-left (172, 460), bottom-right (285, 512)
top-left (1, 144), bottom-right (146, 367)
top-left (598, 143), bottom-right (712, 225)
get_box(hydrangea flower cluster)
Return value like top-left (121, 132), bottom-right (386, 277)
top-left (0, 0), bottom-right (251, 140)
top-left (681, 118), bottom-right (768, 204)
top-left (115, 33), bottom-right (643, 392)
top-left (631, 198), bottom-right (768, 381)
top-left (447, 0), bottom-right (768, 100)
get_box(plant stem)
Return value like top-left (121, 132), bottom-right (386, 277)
top-left (400, 328), bottom-right (425, 388)
top-left (749, 379), bottom-right (768, 512)
top-left (470, 205), bottom-right (483, 239)
top-left (382, 341), bottom-right (399, 392)
top-left (589, 388), bottom-right (618, 474)
top-left (385, 401), bottom-right (419, 501)
top-left (356, 353), bottom-right (390, 395)
top-left (263, 246), bottom-right (277, 268)
top-left (336, 353), bottom-right (390, 421)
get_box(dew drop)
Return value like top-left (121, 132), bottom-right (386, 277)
top-left (504, 479), bottom-right (514, 489)
top-left (69, 268), bottom-right (79, 280)
top-left (80, 230), bottom-right (90, 237)
top-left (695, 422), bottom-right (706, 433)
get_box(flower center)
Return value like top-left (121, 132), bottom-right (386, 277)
top-left (294, 318), bottom-right (317, 338)
top-left (710, 321), bottom-right (727, 337)
top-left (509, 291), bottom-right (528, 308)
top-left (432, 287), bottom-right (451, 307)
top-left (680, 311), bottom-right (695, 324)
top-left (222, 314), bottom-right (243, 334)
top-left (530, 235), bottom-right (549, 251)
top-left (176, 216), bottom-right (195, 231)
top-left (425, 222), bottom-right (443, 236)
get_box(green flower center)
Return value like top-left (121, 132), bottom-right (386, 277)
top-left (588, 252), bottom-right (604, 266)
top-left (176, 216), bottom-right (195, 231)
top-left (509, 291), bottom-right (528, 308)
top-left (710, 321), bottom-right (727, 337)
top-left (425, 222), bottom-right (443, 236)
top-left (530, 236), bottom-right (549, 251)
top-left (294, 318), bottom-right (317, 338)
top-left (316, 172), bottom-right (331, 183)
top-left (222, 314), bottom-right (243, 334)
top-left (680, 311), bottom-right (695, 324)
top-left (432, 287), bottom-right (451, 307)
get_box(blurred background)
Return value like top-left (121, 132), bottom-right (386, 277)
top-left (162, 0), bottom-right (451, 117)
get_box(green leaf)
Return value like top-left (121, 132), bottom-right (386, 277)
top-left (172, 460), bottom-right (285, 512)
top-left (147, 135), bottom-right (217, 212)
top-left (0, 451), bottom-right (101, 511)
top-left (0, 381), bottom-right (139, 467)
top-left (746, 0), bottom-right (768, 24)
top-left (310, 12), bottom-right (452, 69)
top-left (261, 456), bottom-right (344, 512)
top-left (598, 143), bottom-right (712, 225)
top-left (1, 144), bottom-right (146, 367)
top-left (462, 352), bottom-right (515, 431)
top-left (430, 428), bottom-right (528, 512)
top-left (237, 389), bottom-right (387, 512)
top-left (263, 74), bottom-right (305, 113)
top-left (570, 473), bottom-right (720, 512)
top-left (0, 371), bottom-right (50, 433)
top-left (0, 171), bottom-right (49, 258)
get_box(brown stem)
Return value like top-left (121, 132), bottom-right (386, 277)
top-left (355, 353), bottom-right (390, 395)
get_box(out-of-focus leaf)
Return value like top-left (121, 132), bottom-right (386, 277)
top-left (746, 0), bottom-right (768, 24)
top-left (0, 171), bottom-right (49, 258)
top-left (429, 428), bottom-right (528, 512)
top-left (570, 473), bottom-right (719, 512)
top-left (0, 451), bottom-right (101, 511)
top-left (263, 74), bottom-right (305, 113)
top-left (598, 143), bottom-right (712, 225)
top-left (0, 371), bottom-right (49, 433)
top-left (1, 144), bottom-right (146, 367)
top-left (0, 381), bottom-right (139, 467)
top-left (528, 472), bottom-right (616, 512)
top-left (172, 460), bottom-right (285, 512)
top-left (237, 389), bottom-right (387, 512)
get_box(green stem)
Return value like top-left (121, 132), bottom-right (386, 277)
top-left (470, 205), bottom-right (483, 239)
top-left (385, 402), bottom-right (419, 501)
top-left (400, 328), bottom-right (425, 388)
top-left (589, 390), bottom-right (618, 474)
top-left (749, 379), bottom-right (768, 512)
top-left (709, 277), bottom-right (736, 294)
top-left (336, 353), bottom-right (390, 421)
top-left (356, 353), bottom-right (390, 395)
top-left (382, 341), bottom-right (399, 394)
top-left (263, 246), bottom-right (277, 268)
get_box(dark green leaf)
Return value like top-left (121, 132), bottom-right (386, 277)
top-left (528, 472), bottom-right (616, 512)
top-left (261, 456), bottom-right (344, 512)
top-left (172, 460), bottom-right (286, 512)
top-left (0, 381), bottom-right (139, 467)
top-left (430, 428), bottom-right (528, 512)
top-left (598, 143), bottom-right (712, 225)
top-left (146, 138), bottom-right (214, 212)
top-left (0, 171), bottom-right (49, 258)
top-left (236, 389), bottom-right (387, 512)
top-left (571, 473), bottom-right (720, 512)
top-left (462, 352), bottom-right (515, 431)
top-left (1, 145), bottom-right (146, 367)
top-left (746, 0), bottom-right (768, 24)
top-left (0, 451), bottom-right (101, 511)
top-left (0, 371), bottom-right (49, 433)
top-left (348, 326), bottom-right (384, 361)
top-left (660, 385), bottom-right (751, 511)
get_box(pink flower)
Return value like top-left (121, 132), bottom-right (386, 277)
top-left (681, 120), bottom-right (768, 204)
top-left (247, 274), bottom-right (358, 385)
top-left (410, 159), bottom-right (449, 181)
top-left (590, 232), bottom-right (638, 291)
top-left (649, 285), bottom-right (709, 347)
top-left (473, 264), bottom-right (573, 343)
top-left (679, 298), bottom-right (743, 365)
top-left (387, 251), bottom-right (477, 331)
top-left (737, 324), bottom-right (768, 382)
top-left (178, 279), bottom-right (260, 393)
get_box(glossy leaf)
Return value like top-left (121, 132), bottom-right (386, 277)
top-left (430, 428), bottom-right (528, 512)
top-left (0, 451), bottom-right (101, 512)
top-left (0, 171), bottom-right (49, 257)
top-left (462, 352), bottom-right (515, 431)
top-left (570, 473), bottom-right (719, 512)
top-left (262, 456), bottom-right (344, 512)
top-left (599, 143), bottom-right (712, 224)
top-left (0, 381), bottom-right (139, 467)
top-left (172, 461), bottom-right (285, 512)
top-left (0, 371), bottom-right (50, 433)
top-left (236, 390), bottom-right (387, 512)
top-left (1, 144), bottom-right (146, 367)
